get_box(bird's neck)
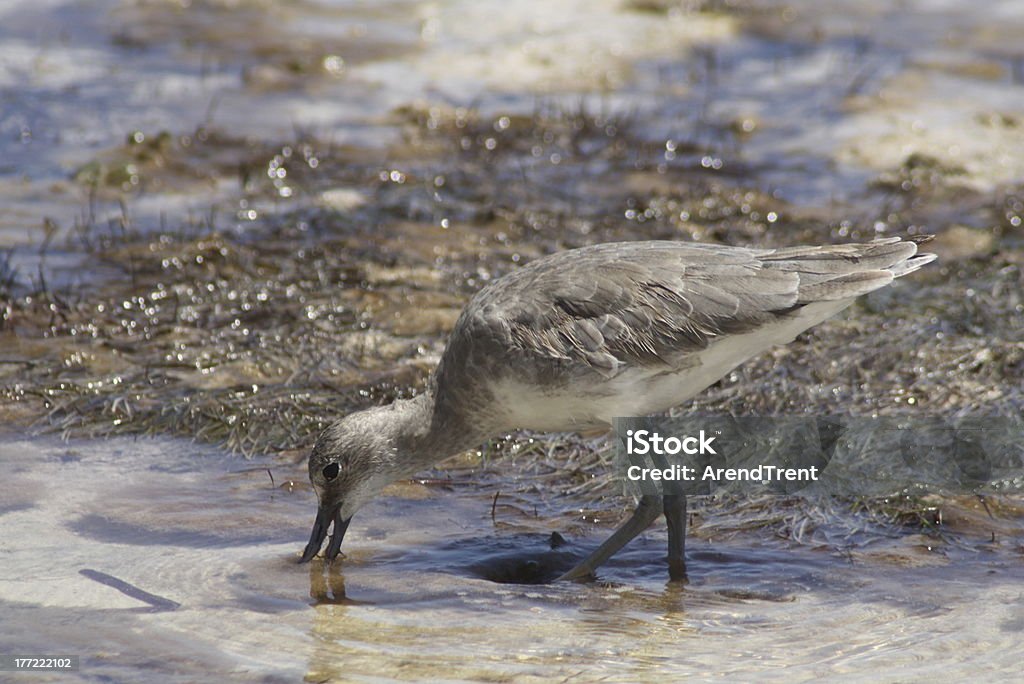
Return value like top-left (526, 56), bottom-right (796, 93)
top-left (389, 389), bottom-right (490, 477)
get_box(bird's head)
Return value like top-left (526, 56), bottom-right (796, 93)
top-left (298, 406), bottom-right (405, 563)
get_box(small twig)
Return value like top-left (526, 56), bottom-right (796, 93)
top-left (977, 494), bottom-right (994, 519)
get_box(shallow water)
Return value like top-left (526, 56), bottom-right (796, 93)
top-left (2, 433), bottom-right (1022, 681)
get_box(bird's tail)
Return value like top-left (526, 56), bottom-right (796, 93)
top-left (762, 235), bottom-right (937, 303)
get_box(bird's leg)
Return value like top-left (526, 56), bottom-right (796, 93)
top-left (557, 495), bottom-right (661, 582)
top-left (662, 493), bottom-right (688, 582)
top-left (653, 447), bottom-right (688, 582)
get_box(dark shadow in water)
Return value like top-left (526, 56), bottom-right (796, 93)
top-left (79, 568), bottom-right (180, 613)
top-left (410, 528), bottom-right (838, 599)
top-left (456, 532), bottom-right (579, 584)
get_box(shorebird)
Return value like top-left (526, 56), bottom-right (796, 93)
top-left (299, 236), bottom-right (935, 581)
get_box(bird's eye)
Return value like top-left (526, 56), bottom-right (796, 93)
top-left (322, 462), bottom-right (340, 481)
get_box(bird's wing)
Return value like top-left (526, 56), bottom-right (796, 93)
top-left (451, 238), bottom-right (933, 377)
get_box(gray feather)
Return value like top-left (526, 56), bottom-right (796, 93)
top-left (433, 237), bottom-right (935, 390)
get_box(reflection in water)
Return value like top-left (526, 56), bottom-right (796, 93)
top-left (308, 559), bottom-right (365, 606)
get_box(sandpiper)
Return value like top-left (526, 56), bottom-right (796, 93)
top-left (299, 236), bottom-right (936, 581)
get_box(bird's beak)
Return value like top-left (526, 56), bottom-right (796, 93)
top-left (299, 502), bottom-right (351, 563)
